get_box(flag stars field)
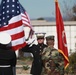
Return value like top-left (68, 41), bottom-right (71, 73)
top-left (0, 0), bottom-right (34, 50)
top-left (0, 0), bottom-right (27, 50)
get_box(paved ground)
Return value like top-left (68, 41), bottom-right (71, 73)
top-left (16, 65), bottom-right (31, 75)
top-left (16, 58), bottom-right (32, 75)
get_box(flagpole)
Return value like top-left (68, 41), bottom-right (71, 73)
top-left (55, 0), bottom-right (58, 2)
top-left (55, 0), bottom-right (69, 69)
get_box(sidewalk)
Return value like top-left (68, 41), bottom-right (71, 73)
top-left (16, 65), bottom-right (31, 75)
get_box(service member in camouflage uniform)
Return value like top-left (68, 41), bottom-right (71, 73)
top-left (41, 35), bottom-right (64, 75)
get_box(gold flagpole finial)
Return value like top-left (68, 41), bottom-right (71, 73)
top-left (55, 0), bottom-right (58, 2)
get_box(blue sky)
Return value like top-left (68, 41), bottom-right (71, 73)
top-left (0, 0), bottom-right (75, 19)
top-left (19, 0), bottom-right (55, 19)
top-left (19, 0), bottom-right (75, 19)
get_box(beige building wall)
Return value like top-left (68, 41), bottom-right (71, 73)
top-left (16, 20), bottom-right (76, 57)
top-left (31, 20), bottom-right (76, 54)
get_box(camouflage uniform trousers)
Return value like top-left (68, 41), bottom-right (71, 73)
top-left (41, 60), bottom-right (61, 75)
top-left (41, 47), bottom-right (64, 75)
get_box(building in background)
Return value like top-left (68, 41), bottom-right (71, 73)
top-left (16, 20), bottom-right (76, 57)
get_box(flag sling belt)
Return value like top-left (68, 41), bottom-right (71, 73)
top-left (0, 65), bottom-right (11, 67)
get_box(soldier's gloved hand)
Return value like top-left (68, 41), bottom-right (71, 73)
top-left (26, 38), bottom-right (35, 46)
top-left (25, 37), bottom-right (30, 44)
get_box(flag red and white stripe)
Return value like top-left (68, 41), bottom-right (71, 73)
top-left (21, 11), bottom-right (32, 28)
top-left (0, 0), bottom-right (27, 50)
top-left (0, 14), bottom-right (26, 50)
top-left (19, 3), bottom-right (34, 38)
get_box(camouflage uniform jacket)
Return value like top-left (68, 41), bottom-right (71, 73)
top-left (41, 47), bottom-right (64, 75)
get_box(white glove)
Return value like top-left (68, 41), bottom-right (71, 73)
top-left (26, 38), bottom-right (35, 45)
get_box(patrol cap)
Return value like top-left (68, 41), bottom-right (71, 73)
top-left (35, 33), bottom-right (46, 40)
top-left (46, 35), bottom-right (55, 40)
top-left (0, 32), bottom-right (11, 45)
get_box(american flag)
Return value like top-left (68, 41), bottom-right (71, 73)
top-left (19, 3), bottom-right (34, 39)
top-left (0, 0), bottom-right (27, 50)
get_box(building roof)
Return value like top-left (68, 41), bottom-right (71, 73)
top-left (31, 20), bottom-right (76, 26)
